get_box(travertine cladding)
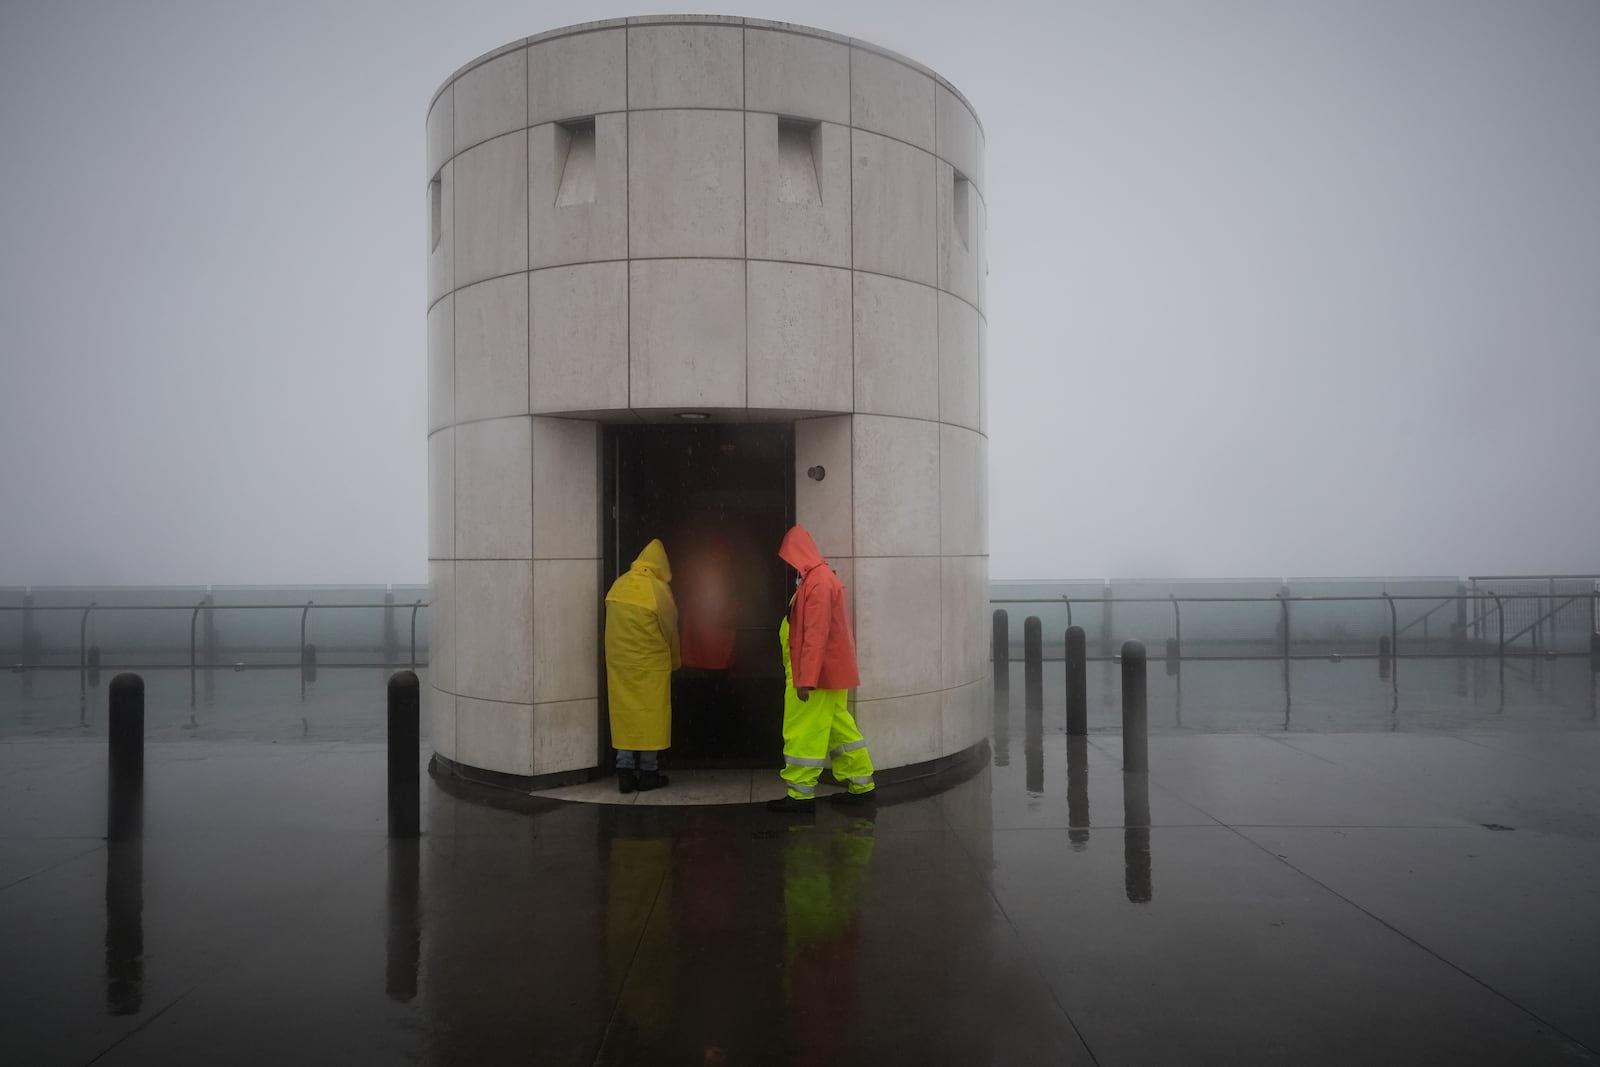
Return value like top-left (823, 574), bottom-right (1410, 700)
top-left (428, 17), bottom-right (988, 778)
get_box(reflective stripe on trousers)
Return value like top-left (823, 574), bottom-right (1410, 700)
top-left (779, 685), bottom-right (876, 799)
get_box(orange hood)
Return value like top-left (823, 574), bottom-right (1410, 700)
top-left (778, 525), bottom-right (826, 577)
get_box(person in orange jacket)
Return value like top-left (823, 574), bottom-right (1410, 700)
top-left (767, 525), bottom-right (876, 813)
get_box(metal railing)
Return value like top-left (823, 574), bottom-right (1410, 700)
top-left (1, 600), bottom-right (427, 707)
top-left (989, 591), bottom-right (1599, 661)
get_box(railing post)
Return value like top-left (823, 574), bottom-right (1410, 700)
top-left (1455, 583), bottom-right (1469, 649)
top-left (1165, 636), bottom-right (1180, 676)
top-left (1121, 640), bottom-right (1148, 773)
top-left (189, 601), bottom-right (202, 708)
top-left (1491, 593), bottom-right (1504, 658)
top-left (388, 671), bottom-right (421, 838)
top-left (992, 609), bottom-right (1009, 689)
top-left (1589, 631), bottom-right (1599, 672)
top-left (79, 604), bottom-right (93, 687)
top-left (384, 591), bottom-right (398, 666)
top-left (1278, 589), bottom-right (1290, 661)
top-left (108, 674), bottom-right (144, 841)
top-left (302, 642), bottom-right (318, 684)
top-left (1023, 616), bottom-right (1043, 711)
top-left (1066, 625), bottom-right (1087, 737)
top-left (1383, 593), bottom-right (1398, 680)
top-left (1378, 634), bottom-right (1392, 680)
top-left (410, 602), bottom-right (421, 670)
top-left (21, 591), bottom-right (37, 669)
top-left (1100, 585), bottom-right (1114, 658)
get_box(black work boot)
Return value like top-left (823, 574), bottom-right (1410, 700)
top-left (766, 795), bottom-right (816, 814)
top-left (637, 769), bottom-right (670, 792)
top-left (617, 768), bottom-right (639, 794)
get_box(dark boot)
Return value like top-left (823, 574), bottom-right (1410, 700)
top-left (637, 769), bottom-right (670, 792)
top-left (766, 795), bottom-right (816, 814)
top-left (617, 768), bottom-right (638, 794)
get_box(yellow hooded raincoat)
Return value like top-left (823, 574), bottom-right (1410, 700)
top-left (604, 539), bottom-right (680, 751)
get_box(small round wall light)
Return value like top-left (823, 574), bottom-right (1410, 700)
top-left (807, 465), bottom-right (826, 482)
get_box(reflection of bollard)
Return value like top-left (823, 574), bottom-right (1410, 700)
top-left (88, 646), bottom-right (102, 688)
top-left (1164, 636), bottom-right (1179, 676)
top-left (1121, 641), bottom-right (1148, 773)
top-left (1065, 626), bottom-right (1087, 736)
top-left (302, 642), bottom-right (318, 684)
top-left (1123, 771), bottom-right (1152, 903)
top-left (1378, 635), bottom-right (1392, 680)
top-left (388, 671), bottom-right (421, 838)
top-left (992, 609), bottom-right (1009, 688)
top-left (1023, 616), bottom-right (1043, 711)
top-left (104, 835), bottom-right (145, 1015)
top-left (1067, 735), bottom-right (1089, 849)
top-left (386, 838), bottom-right (421, 1001)
top-left (1024, 698), bottom-right (1043, 796)
top-left (108, 674), bottom-right (144, 842)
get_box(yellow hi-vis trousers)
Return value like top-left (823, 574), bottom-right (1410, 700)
top-left (779, 615), bottom-right (875, 800)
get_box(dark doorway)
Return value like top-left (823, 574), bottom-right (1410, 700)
top-left (602, 423), bottom-right (794, 769)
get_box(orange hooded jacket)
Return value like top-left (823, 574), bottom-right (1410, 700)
top-left (778, 525), bottom-right (861, 691)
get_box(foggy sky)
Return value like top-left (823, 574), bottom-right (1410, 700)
top-left (2, 0), bottom-right (1597, 585)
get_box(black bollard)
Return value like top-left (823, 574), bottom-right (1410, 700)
top-left (388, 671), bottom-right (421, 838)
top-left (108, 674), bottom-right (144, 841)
top-left (1023, 616), bottom-right (1043, 711)
top-left (88, 646), bottom-right (102, 688)
top-left (1590, 632), bottom-right (1599, 671)
top-left (992, 609), bottom-right (1009, 689)
top-left (1065, 626), bottom-right (1087, 736)
top-left (1164, 636), bottom-right (1179, 676)
top-left (302, 642), bottom-right (318, 684)
top-left (1121, 641), bottom-right (1148, 773)
top-left (1378, 634), bottom-right (1392, 680)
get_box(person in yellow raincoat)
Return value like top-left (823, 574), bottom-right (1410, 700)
top-left (605, 539), bottom-right (680, 793)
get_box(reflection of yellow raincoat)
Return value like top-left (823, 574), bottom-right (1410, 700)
top-left (605, 540), bottom-right (680, 750)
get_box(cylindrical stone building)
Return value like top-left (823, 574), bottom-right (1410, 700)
top-left (427, 15), bottom-right (988, 786)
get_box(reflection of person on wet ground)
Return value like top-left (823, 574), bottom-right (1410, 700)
top-left (768, 525), bottom-right (876, 813)
top-left (783, 810), bottom-right (878, 1062)
top-left (604, 538), bottom-right (680, 792)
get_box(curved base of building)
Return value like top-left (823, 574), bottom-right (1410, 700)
top-left (429, 738), bottom-right (991, 808)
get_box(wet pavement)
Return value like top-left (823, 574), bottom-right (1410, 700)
top-left (3, 660), bottom-right (1600, 1064)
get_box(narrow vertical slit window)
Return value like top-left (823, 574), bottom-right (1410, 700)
top-left (777, 118), bottom-right (821, 206)
top-left (429, 174), bottom-right (442, 251)
top-left (953, 172), bottom-right (971, 252)
top-left (556, 118), bottom-right (597, 207)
